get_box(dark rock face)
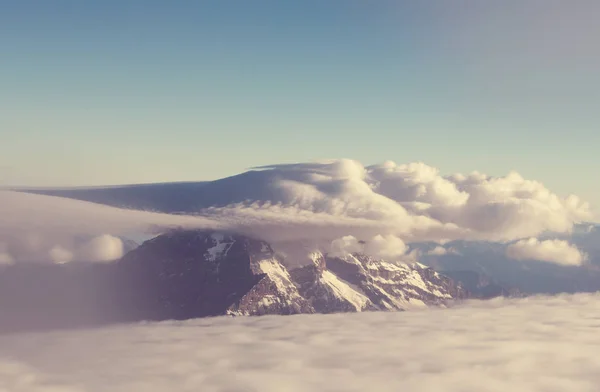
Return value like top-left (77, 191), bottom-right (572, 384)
top-left (0, 230), bottom-right (469, 333)
top-left (117, 230), bottom-right (314, 319)
top-left (0, 230), bottom-right (314, 333)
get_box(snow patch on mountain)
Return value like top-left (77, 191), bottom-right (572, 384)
top-left (319, 270), bottom-right (371, 311)
top-left (257, 257), bottom-right (306, 305)
top-left (204, 233), bottom-right (235, 261)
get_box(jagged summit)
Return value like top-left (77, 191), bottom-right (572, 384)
top-left (296, 251), bottom-right (468, 312)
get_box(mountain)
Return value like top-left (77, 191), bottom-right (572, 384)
top-left (419, 240), bottom-right (600, 294)
top-left (439, 270), bottom-right (521, 299)
top-left (0, 230), bottom-right (468, 333)
top-left (292, 252), bottom-right (468, 312)
top-left (119, 230), bottom-right (467, 317)
top-left (119, 230), bottom-right (314, 318)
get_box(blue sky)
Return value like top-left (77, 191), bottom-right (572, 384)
top-left (1, 1), bottom-right (599, 205)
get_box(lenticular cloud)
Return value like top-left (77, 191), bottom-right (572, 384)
top-left (0, 159), bottom-right (593, 263)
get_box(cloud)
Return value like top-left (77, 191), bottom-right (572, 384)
top-left (506, 238), bottom-right (587, 266)
top-left (46, 236), bottom-right (124, 264)
top-left (421, 246), bottom-right (461, 257)
top-left (205, 160), bottom-right (593, 267)
top-left (75, 235), bottom-right (124, 262)
top-left (0, 191), bottom-right (223, 263)
top-left (49, 246), bottom-right (74, 264)
top-left (227, 159), bottom-right (592, 243)
top-left (329, 235), bottom-right (363, 258)
top-left (0, 253), bottom-right (13, 265)
top-left (1, 293), bottom-right (600, 391)
top-left (0, 159), bottom-right (594, 265)
top-left (328, 234), bottom-right (408, 260)
top-left (365, 234), bottom-right (408, 259)
top-left (426, 246), bottom-right (448, 256)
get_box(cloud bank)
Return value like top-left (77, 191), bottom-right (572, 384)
top-left (1, 293), bottom-right (600, 391)
top-left (506, 238), bottom-right (587, 266)
top-left (210, 159), bottom-right (591, 243)
top-left (0, 159), bottom-right (594, 264)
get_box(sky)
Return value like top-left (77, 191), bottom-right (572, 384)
top-left (1, 1), bottom-right (599, 205)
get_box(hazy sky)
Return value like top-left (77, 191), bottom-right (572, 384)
top-left (1, 1), bottom-right (599, 204)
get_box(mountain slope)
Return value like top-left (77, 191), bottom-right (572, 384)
top-left (324, 254), bottom-right (468, 309)
top-left (120, 230), bottom-right (466, 316)
top-left (290, 252), bottom-right (378, 313)
top-left (118, 230), bottom-right (314, 319)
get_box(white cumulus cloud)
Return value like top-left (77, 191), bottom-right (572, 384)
top-left (426, 246), bottom-right (449, 256)
top-left (364, 234), bottom-right (408, 259)
top-left (506, 238), bottom-right (587, 266)
top-left (227, 159), bottom-right (592, 243)
top-left (328, 234), bottom-right (408, 260)
top-left (49, 245), bottom-right (74, 264)
top-left (75, 235), bottom-right (124, 262)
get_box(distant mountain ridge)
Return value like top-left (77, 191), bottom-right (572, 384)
top-left (440, 270), bottom-right (522, 299)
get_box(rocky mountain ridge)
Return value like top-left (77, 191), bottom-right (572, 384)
top-left (122, 229), bottom-right (469, 317)
top-left (0, 229), bottom-right (469, 333)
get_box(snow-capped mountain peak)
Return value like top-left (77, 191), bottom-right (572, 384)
top-left (0, 229), bottom-right (469, 332)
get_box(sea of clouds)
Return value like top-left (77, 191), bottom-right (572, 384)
top-left (1, 160), bottom-right (599, 390)
top-left (2, 293), bottom-right (600, 392)
top-left (0, 159), bottom-right (593, 267)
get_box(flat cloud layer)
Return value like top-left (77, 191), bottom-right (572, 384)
top-left (2, 293), bottom-right (600, 391)
top-left (506, 238), bottom-right (587, 266)
top-left (0, 159), bottom-right (594, 264)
